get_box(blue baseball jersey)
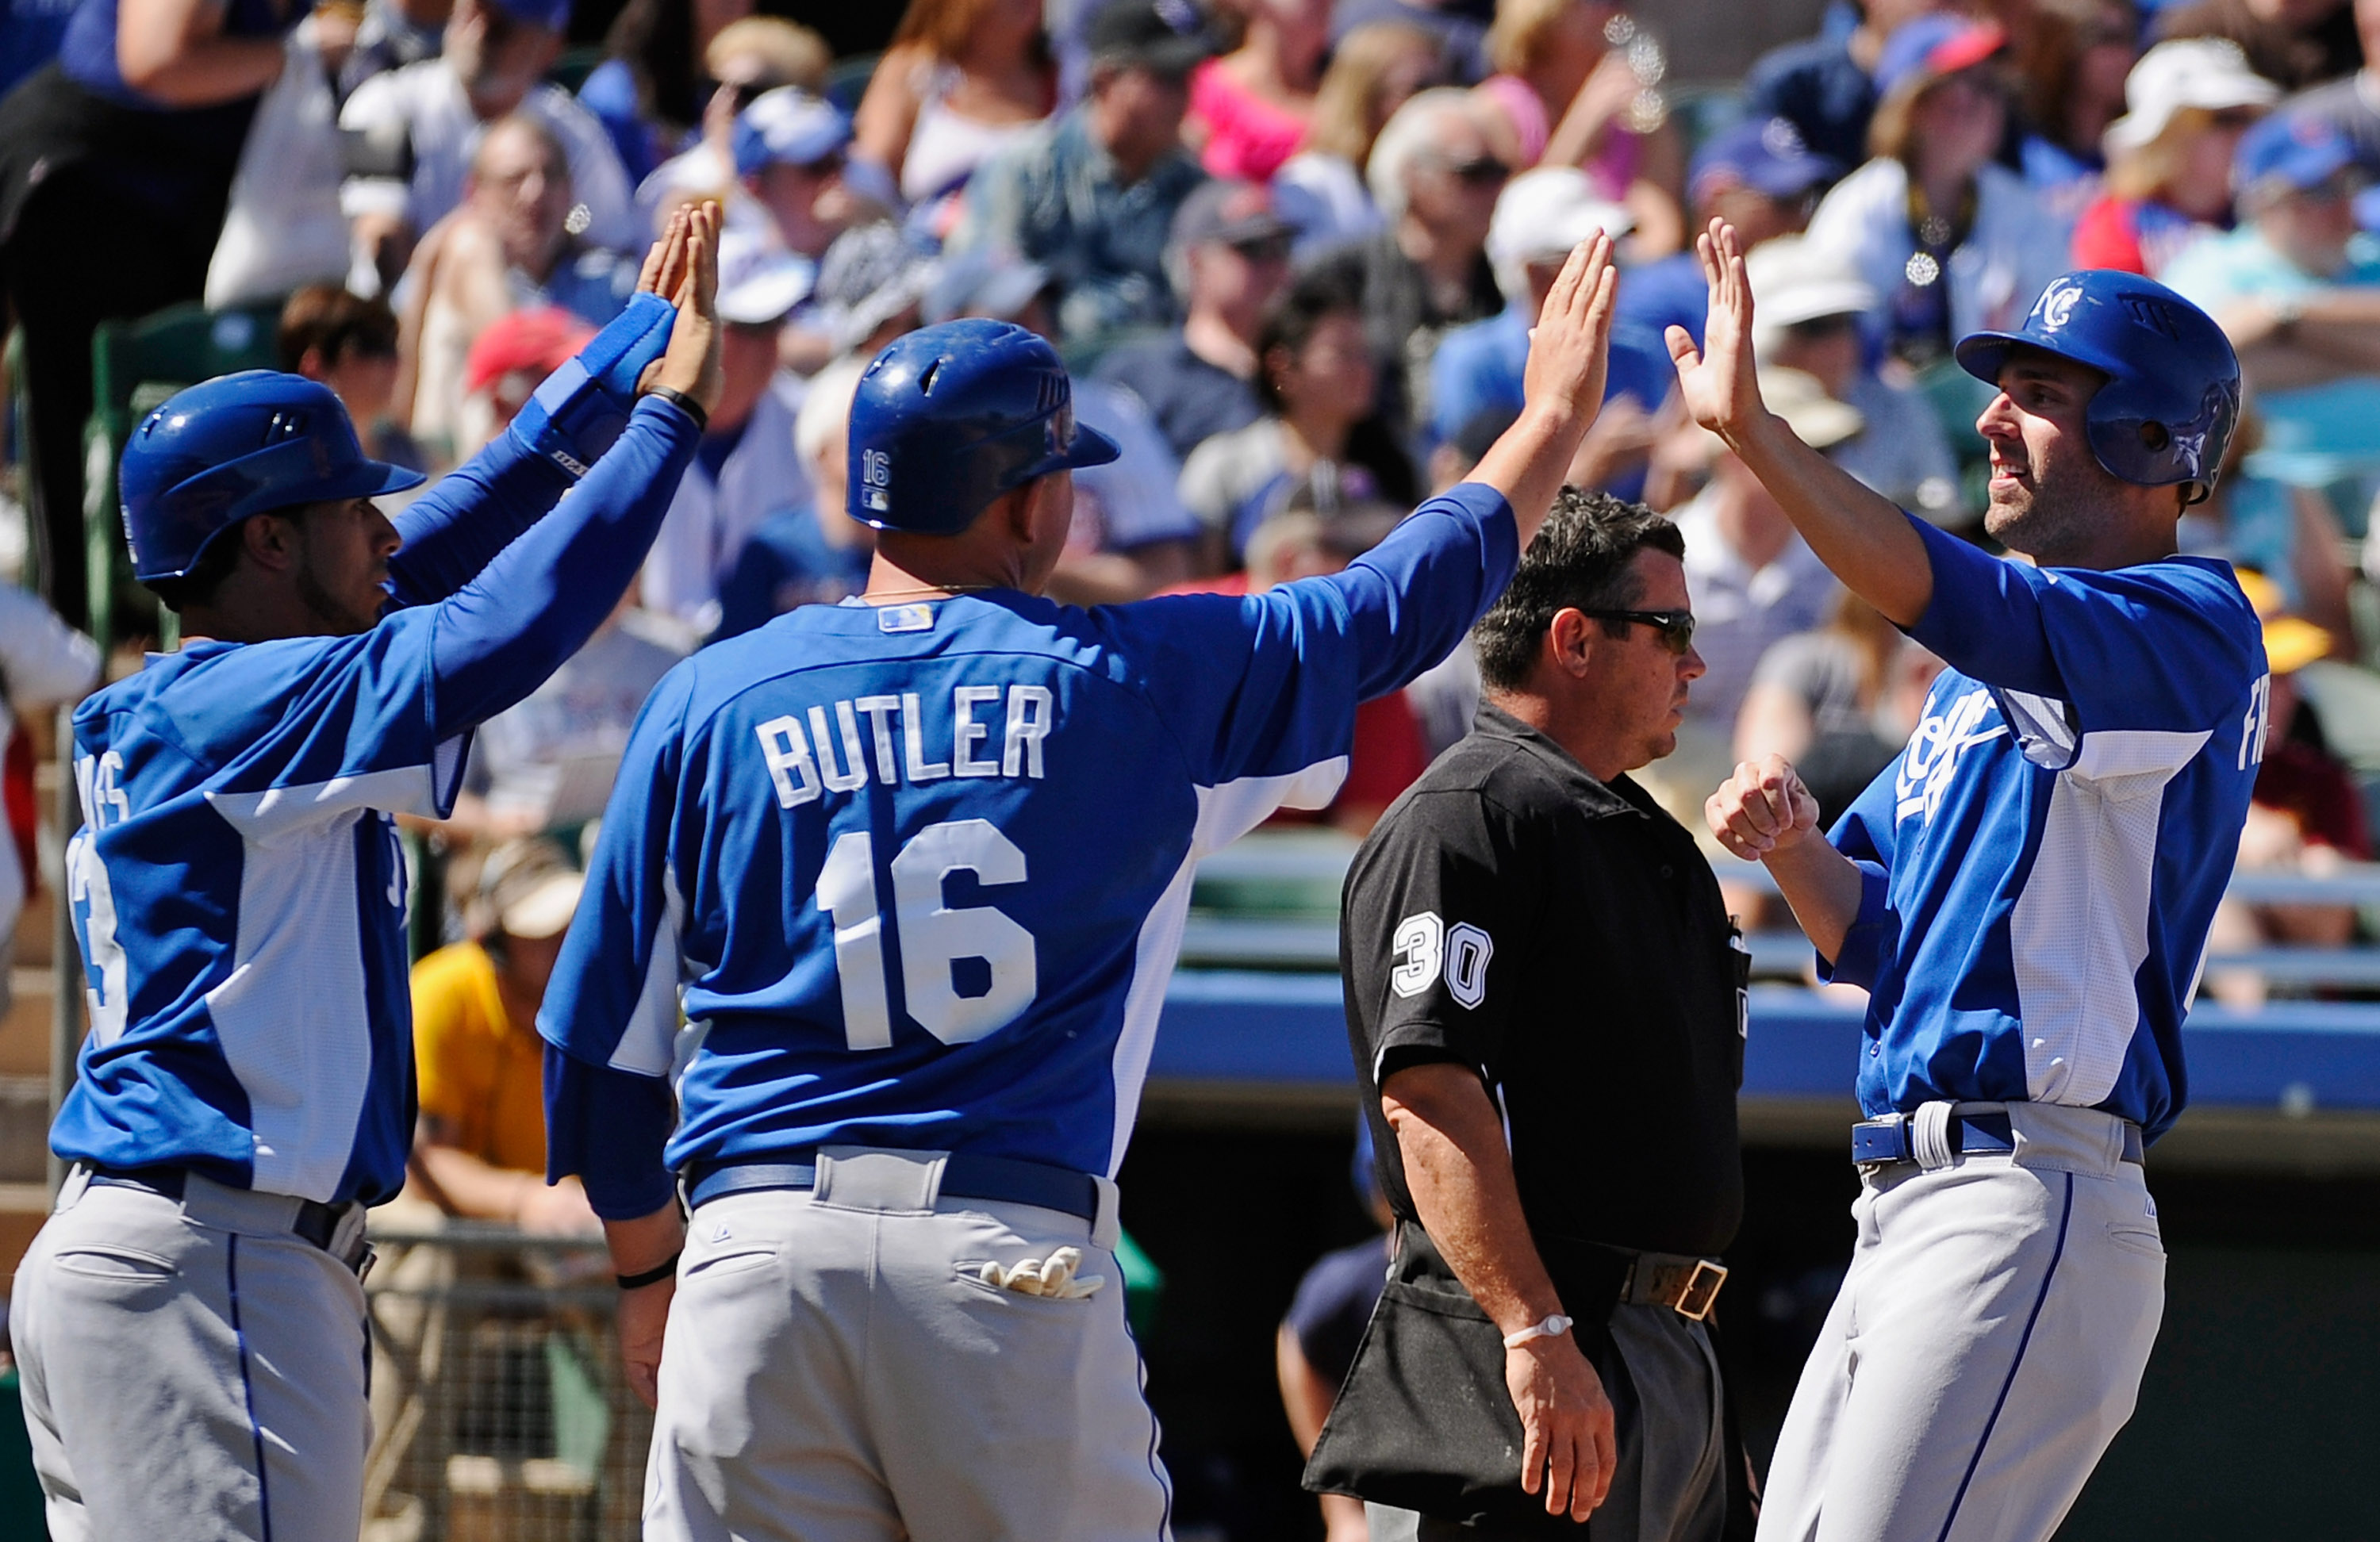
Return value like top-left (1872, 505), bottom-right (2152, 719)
top-left (52, 401), bottom-right (702, 1206)
top-left (541, 485), bottom-right (1517, 1202)
top-left (1822, 516), bottom-right (2267, 1142)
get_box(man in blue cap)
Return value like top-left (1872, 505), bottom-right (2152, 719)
top-left (340, 0), bottom-right (637, 289)
top-left (1617, 115), bottom-right (1842, 355)
top-left (735, 85), bottom-right (864, 267)
top-left (539, 236), bottom-right (1630, 1540)
top-left (9, 205), bottom-right (722, 1542)
top-left (2162, 111), bottom-right (2380, 393)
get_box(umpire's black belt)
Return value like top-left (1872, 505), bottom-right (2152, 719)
top-left (85, 1164), bottom-right (363, 1254)
top-left (686, 1151), bottom-right (1100, 1222)
top-left (1851, 1111), bottom-right (2144, 1166)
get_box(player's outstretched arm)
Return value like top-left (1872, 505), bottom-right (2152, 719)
top-left (424, 204), bottom-right (725, 735)
top-left (1669, 219), bottom-right (1933, 627)
top-left (1706, 754), bottom-right (1864, 961)
top-left (1468, 234), bottom-right (1619, 550)
top-left (386, 211), bottom-right (701, 606)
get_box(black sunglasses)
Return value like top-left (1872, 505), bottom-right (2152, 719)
top-left (1581, 608), bottom-right (1696, 654)
top-left (1440, 154), bottom-right (1511, 186)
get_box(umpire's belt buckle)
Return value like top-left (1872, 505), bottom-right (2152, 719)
top-left (1670, 1259), bottom-right (1726, 1321)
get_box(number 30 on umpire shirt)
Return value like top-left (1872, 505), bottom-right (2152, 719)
top-left (1342, 704), bottom-right (1746, 1260)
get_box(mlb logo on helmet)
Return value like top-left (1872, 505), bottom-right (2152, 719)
top-left (862, 448), bottom-right (892, 512)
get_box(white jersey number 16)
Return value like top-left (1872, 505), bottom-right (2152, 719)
top-left (815, 819), bottom-right (1037, 1050)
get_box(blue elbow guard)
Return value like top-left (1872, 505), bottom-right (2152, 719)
top-left (509, 291), bottom-right (678, 477)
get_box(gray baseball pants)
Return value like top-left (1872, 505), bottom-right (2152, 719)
top-left (1755, 1101), bottom-right (2164, 1542)
top-left (645, 1146), bottom-right (1175, 1541)
top-left (10, 1167), bottom-right (374, 1542)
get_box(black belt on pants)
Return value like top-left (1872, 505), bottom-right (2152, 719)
top-left (85, 1164), bottom-right (355, 1253)
top-left (686, 1152), bottom-right (1100, 1222)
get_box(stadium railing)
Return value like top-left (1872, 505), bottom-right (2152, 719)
top-left (1156, 831), bottom-right (2380, 1160)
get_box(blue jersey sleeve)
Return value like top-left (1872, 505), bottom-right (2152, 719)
top-left (1906, 514), bottom-right (2263, 737)
top-left (384, 430), bottom-right (573, 608)
top-left (1109, 482), bottom-right (1516, 810)
top-left (426, 398), bottom-right (701, 735)
top-left (543, 1045), bottom-right (678, 1219)
top-left (538, 664), bottom-right (694, 1205)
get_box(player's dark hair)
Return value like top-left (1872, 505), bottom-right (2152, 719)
top-left (1472, 486), bottom-right (1684, 692)
top-left (1254, 265), bottom-right (1367, 414)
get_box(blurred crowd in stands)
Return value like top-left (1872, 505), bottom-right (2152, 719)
top-left (2, 0), bottom-right (2380, 1252)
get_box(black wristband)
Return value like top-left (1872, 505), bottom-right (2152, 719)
top-left (616, 1250), bottom-right (682, 1290)
top-left (643, 386), bottom-right (708, 435)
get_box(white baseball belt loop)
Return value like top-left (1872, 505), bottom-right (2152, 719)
top-left (1502, 1313), bottom-right (1575, 1348)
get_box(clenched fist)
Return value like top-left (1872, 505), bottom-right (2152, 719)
top-left (1706, 754), bottom-right (1821, 861)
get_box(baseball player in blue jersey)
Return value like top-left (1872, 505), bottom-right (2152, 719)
top-left (537, 237), bottom-right (1628, 1541)
top-left (8, 205), bottom-right (726, 1542)
top-left (1673, 226), bottom-right (2263, 1541)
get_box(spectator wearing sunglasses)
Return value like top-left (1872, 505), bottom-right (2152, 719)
top-left (2161, 111), bottom-right (2380, 393)
top-left (1096, 178), bottom-right (1298, 462)
top-left (1315, 87), bottom-right (1509, 455)
top-left (947, 0), bottom-right (1213, 347)
top-left (1657, 367), bottom-right (1856, 800)
top-left (2071, 39), bottom-right (2275, 278)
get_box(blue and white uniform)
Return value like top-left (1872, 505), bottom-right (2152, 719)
top-left (13, 399), bottom-right (702, 1542)
top-left (541, 482), bottom-right (1516, 1539)
top-left (1755, 512), bottom-right (2265, 1542)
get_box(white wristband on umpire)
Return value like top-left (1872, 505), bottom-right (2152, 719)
top-left (1502, 1314), bottom-right (1574, 1348)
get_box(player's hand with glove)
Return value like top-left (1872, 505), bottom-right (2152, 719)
top-left (1705, 754), bottom-right (1821, 861)
top-left (1507, 1329), bottom-right (1618, 1521)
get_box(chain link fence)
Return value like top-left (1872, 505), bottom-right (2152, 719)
top-left (361, 1220), bottom-right (651, 1542)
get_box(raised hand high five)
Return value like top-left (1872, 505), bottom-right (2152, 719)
top-left (1469, 232), bottom-right (1622, 547)
top-left (1666, 218), bottom-right (1770, 448)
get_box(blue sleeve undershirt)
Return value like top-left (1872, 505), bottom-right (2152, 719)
top-left (425, 398), bottom-right (702, 737)
top-left (543, 1045), bottom-right (680, 1220)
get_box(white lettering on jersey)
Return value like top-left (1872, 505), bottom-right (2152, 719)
top-left (69, 750), bottom-right (132, 1045)
top-left (759, 688), bottom-right (1058, 807)
top-left (758, 715), bottom-right (822, 807)
top-left (808, 703), bottom-right (869, 792)
top-left (1444, 923), bottom-right (1493, 1009)
top-left (952, 686), bottom-right (1002, 777)
top-left (1895, 687), bottom-right (2008, 825)
top-left (1392, 912), bottom-right (1442, 997)
top-left (2238, 673), bottom-right (2272, 771)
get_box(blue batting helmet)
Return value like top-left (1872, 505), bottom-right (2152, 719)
top-left (1954, 270), bottom-right (2240, 505)
top-left (846, 319), bottom-right (1120, 535)
top-left (120, 371), bottom-right (424, 583)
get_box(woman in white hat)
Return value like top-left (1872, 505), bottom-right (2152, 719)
top-left (2071, 37), bottom-right (2278, 275)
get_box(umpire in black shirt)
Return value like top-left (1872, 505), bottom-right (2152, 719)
top-left (1319, 489), bottom-right (1746, 1540)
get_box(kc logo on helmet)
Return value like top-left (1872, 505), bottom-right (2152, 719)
top-left (2035, 279), bottom-right (2083, 330)
top-left (862, 448), bottom-right (892, 512)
